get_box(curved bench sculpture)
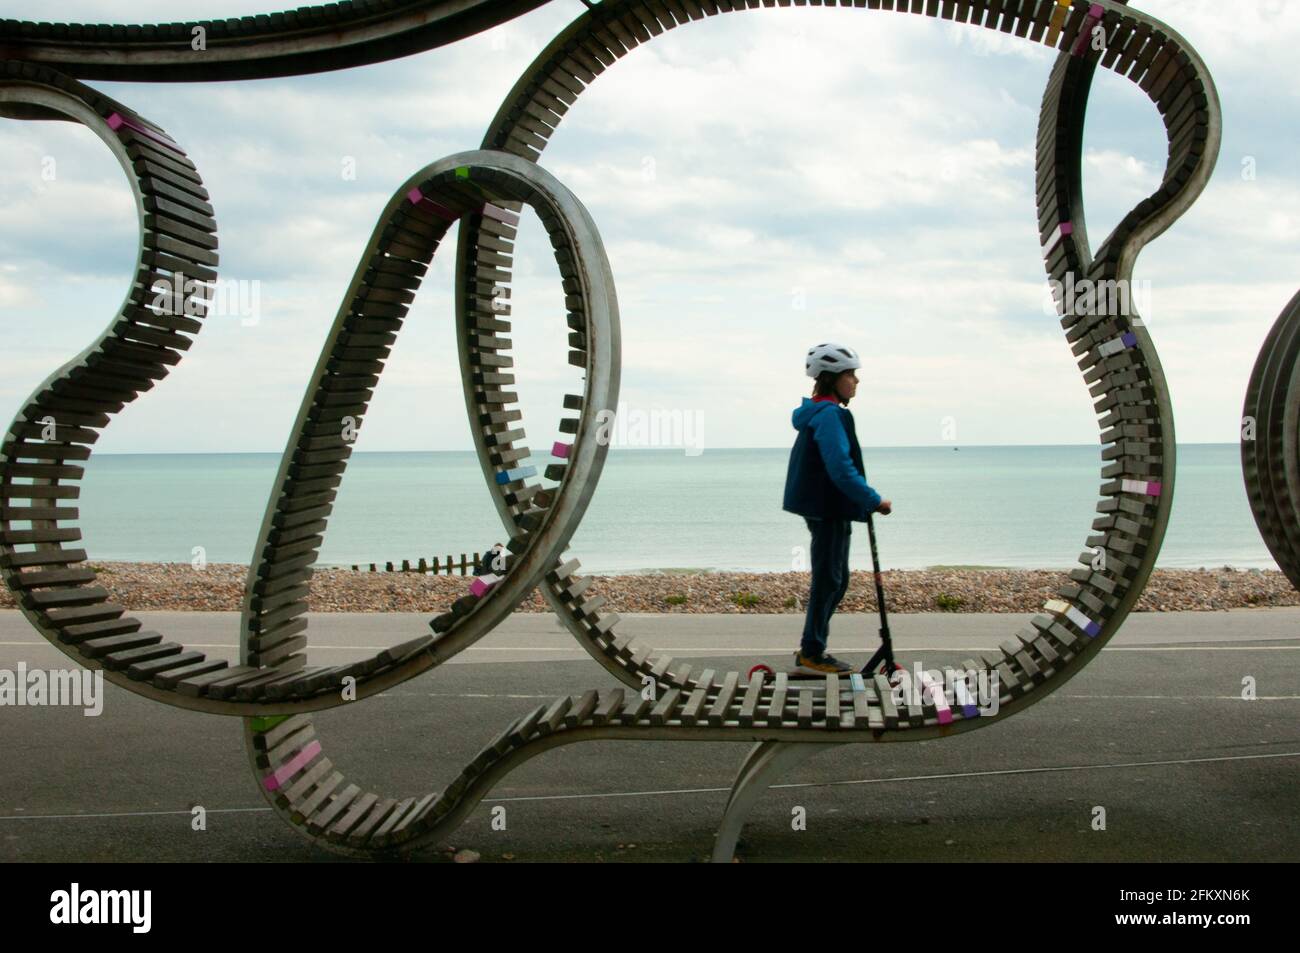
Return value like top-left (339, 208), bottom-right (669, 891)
top-left (5, 0), bottom-right (1285, 861)
top-left (0, 1), bottom-right (550, 82)
top-left (1242, 292), bottom-right (1300, 590)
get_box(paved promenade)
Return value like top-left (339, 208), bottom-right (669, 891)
top-left (2, 608), bottom-right (1296, 862)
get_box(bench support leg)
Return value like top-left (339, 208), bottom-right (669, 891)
top-left (710, 740), bottom-right (837, 863)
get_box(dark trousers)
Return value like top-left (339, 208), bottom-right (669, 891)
top-left (800, 516), bottom-right (852, 657)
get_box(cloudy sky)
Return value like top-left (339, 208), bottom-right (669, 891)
top-left (1, 0), bottom-right (1296, 453)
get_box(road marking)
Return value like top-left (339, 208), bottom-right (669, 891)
top-left (3, 751), bottom-right (1295, 820)
top-left (0, 807), bottom-right (271, 821)
top-left (2, 641), bottom-right (1297, 652)
top-left (484, 750), bottom-right (1300, 803)
top-left (420, 693), bottom-right (554, 699)
top-left (1105, 646), bottom-right (1300, 651)
top-left (0, 642), bottom-right (577, 651)
top-left (364, 691), bottom-right (1300, 702)
top-left (1058, 694), bottom-right (1300, 700)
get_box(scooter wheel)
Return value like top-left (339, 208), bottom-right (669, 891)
top-left (748, 664), bottom-right (775, 679)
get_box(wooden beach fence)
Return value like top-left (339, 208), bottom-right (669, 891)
top-left (350, 554), bottom-right (482, 575)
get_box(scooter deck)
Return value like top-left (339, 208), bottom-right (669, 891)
top-left (749, 664), bottom-right (891, 681)
top-left (748, 663), bottom-right (904, 682)
top-left (787, 668), bottom-right (851, 680)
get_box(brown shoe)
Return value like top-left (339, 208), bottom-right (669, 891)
top-left (794, 651), bottom-right (851, 675)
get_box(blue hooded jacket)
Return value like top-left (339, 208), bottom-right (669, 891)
top-left (783, 397), bottom-right (882, 521)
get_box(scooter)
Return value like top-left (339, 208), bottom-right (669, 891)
top-left (748, 511), bottom-right (903, 682)
top-left (858, 510), bottom-right (904, 682)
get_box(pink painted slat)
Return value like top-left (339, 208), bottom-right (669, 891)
top-left (407, 188), bottom-right (460, 221)
top-left (1071, 3), bottom-right (1105, 57)
top-left (263, 739), bottom-right (322, 791)
top-left (470, 573), bottom-right (500, 597)
top-left (106, 111), bottom-right (185, 155)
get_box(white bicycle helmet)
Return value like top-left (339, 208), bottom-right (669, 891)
top-left (805, 342), bottom-right (862, 378)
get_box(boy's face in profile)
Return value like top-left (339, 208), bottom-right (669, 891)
top-left (836, 370), bottom-right (859, 404)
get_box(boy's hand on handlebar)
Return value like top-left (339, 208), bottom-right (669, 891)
top-left (876, 500), bottom-right (892, 516)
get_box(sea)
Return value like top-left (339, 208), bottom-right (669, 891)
top-left (64, 444), bottom-right (1280, 575)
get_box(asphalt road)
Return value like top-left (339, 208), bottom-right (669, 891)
top-left (1, 608), bottom-right (1296, 863)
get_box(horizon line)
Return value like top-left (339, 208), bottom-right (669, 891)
top-left (86, 442), bottom-right (1243, 455)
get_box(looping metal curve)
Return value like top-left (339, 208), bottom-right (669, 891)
top-left (466, 0), bottom-right (1222, 718)
top-left (237, 149), bottom-right (620, 712)
top-left (243, 151), bottom-right (621, 856)
top-left (0, 62), bottom-right (238, 713)
top-left (0, 2), bottom-right (552, 83)
top-left (1242, 291), bottom-right (1300, 590)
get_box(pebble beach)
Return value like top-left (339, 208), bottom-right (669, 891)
top-left (3, 562), bottom-right (1294, 614)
